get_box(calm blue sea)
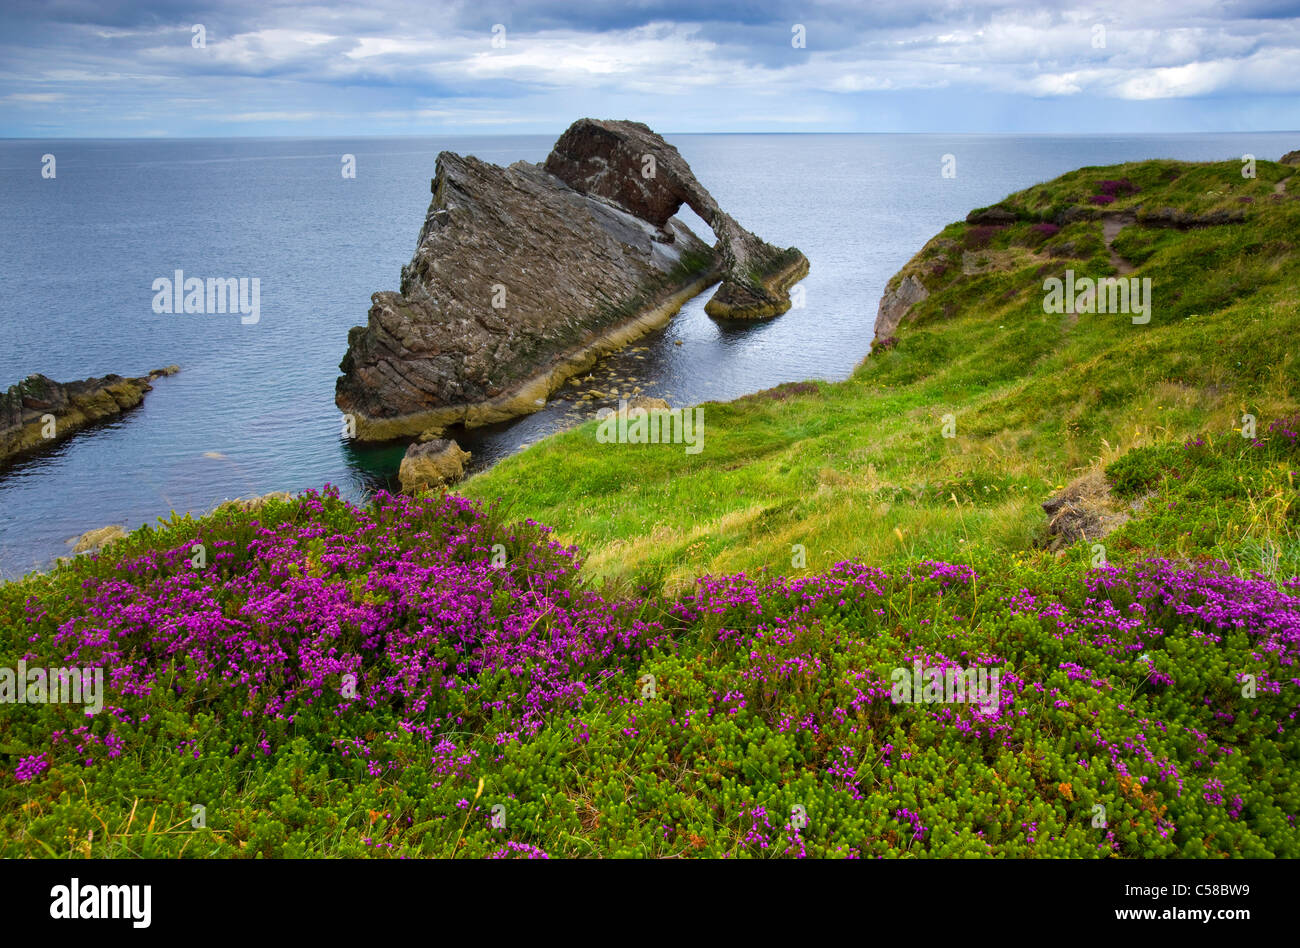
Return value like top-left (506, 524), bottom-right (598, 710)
top-left (1, 131), bottom-right (1296, 576)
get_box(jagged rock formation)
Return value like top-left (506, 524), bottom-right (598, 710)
top-left (544, 119), bottom-right (809, 320)
top-left (872, 274), bottom-right (930, 347)
top-left (1280, 149), bottom-right (1300, 167)
top-left (1, 366), bottom-right (178, 467)
top-left (335, 119), bottom-right (807, 442)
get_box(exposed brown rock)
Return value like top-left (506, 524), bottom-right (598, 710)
top-left (1061, 205), bottom-right (1097, 224)
top-left (1136, 206), bottom-right (1246, 229)
top-left (70, 524), bottom-right (127, 555)
top-left (399, 438), bottom-right (471, 493)
top-left (627, 396), bottom-right (671, 413)
top-left (335, 119), bottom-right (807, 442)
top-left (544, 119), bottom-right (809, 320)
top-left (1280, 150), bottom-right (1300, 167)
top-left (872, 273), bottom-right (930, 347)
top-left (1040, 471), bottom-right (1133, 552)
top-left (222, 491), bottom-right (294, 512)
top-left (966, 206), bottom-right (1017, 226)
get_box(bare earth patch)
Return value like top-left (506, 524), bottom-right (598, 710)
top-left (1040, 469), bottom-right (1136, 552)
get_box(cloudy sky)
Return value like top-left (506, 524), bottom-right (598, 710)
top-left (2, 0), bottom-right (1298, 137)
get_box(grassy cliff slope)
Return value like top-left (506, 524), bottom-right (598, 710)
top-left (462, 157), bottom-right (1299, 589)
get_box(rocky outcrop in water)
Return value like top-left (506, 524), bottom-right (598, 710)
top-left (399, 438), bottom-right (470, 494)
top-left (0, 366), bottom-right (178, 467)
top-left (544, 119), bottom-right (809, 320)
top-left (335, 118), bottom-right (807, 442)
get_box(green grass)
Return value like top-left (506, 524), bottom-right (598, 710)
top-left (461, 157), bottom-right (1300, 590)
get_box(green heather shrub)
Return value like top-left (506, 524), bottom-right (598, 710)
top-left (2, 486), bottom-right (1297, 858)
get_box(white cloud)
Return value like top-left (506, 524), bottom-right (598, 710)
top-left (3, 1), bottom-right (1299, 133)
top-left (1115, 61), bottom-right (1238, 99)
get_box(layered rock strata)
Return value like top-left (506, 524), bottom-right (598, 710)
top-left (1, 366), bottom-right (178, 467)
top-left (335, 118), bottom-right (807, 442)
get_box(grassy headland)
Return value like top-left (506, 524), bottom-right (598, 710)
top-left (462, 157), bottom-right (1298, 588)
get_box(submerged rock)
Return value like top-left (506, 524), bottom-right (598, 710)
top-left (0, 367), bottom-right (178, 467)
top-left (399, 438), bottom-right (471, 494)
top-left (335, 118), bottom-right (807, 442)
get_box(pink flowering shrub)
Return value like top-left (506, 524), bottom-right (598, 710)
top-left (1, 488), bottom-right (1296, 857)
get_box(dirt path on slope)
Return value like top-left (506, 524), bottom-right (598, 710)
top-left (1100, 211), bottom-right (1137, 275)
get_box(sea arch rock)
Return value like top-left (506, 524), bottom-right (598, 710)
top-left (543, 119), bottom-right (809, 319)
top-left (335, 119), bottom-right (808, 443)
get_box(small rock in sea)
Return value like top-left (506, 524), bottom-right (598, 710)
top-left (399, 438), bottom-right (471, 494)
top-left (628, 396), bottom-right (671, 413)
